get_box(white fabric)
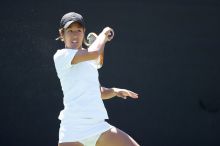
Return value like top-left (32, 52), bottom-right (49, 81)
top-left (79, 127), bottom-right (112, 146)
top-left (53, 48), bottom-right (109, 142)
top-left (59, 119), bottom-right (113, 143)
top-left (80, 132), bottom-right (102, 146)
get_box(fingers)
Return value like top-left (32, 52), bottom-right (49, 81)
top-left (118, 94), bottom-right (127, 99)
top-left (119, 89), bottom-right (139, 99)
top-left (102, 27), bottom-right (114, 41)
top-left (107, 29), bottom-right (114, 41)
top-left (114, 88), bottom-right (139, 99)
top-left (127, 90), bottom-right (139, 99)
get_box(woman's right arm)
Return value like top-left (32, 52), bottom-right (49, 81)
top-left (71, 27), bottom-right (113, 64)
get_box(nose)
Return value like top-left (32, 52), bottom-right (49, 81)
top-left (73, 31), bottom-right (81, 38)
top-left (72, 35), bottom-right (77, 39)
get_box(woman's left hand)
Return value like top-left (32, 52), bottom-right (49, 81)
top-left (113, 88), bottom-right (139, 99)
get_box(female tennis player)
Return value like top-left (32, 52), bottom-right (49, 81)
top-left (53, 12), bottom-right (140, 146)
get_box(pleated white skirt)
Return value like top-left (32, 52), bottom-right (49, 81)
top-left (58, 119), bottom-right (113, 143)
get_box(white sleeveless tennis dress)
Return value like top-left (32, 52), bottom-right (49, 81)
top-left (53, 48), bottom-right (113, 144)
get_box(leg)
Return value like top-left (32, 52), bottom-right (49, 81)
top-left (96, 127), bottom-right (140, 146)
top-left (58, 142), bottom-right (84, 146)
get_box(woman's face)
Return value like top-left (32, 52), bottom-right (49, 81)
top-left (63, 22), bottom-right (85, 49)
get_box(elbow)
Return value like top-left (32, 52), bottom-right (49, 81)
top-left (90, 50), bottom-right (100, 60)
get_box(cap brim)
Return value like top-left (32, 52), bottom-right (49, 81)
top-left (63, 20), bottom-right (84, 29)
top-left (64, 21), bottom-right (74, 29)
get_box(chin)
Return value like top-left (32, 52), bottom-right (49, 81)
top-left (69, 45), bottom-right (79, 49)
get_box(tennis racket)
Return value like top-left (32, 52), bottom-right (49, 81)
top-left (85, 31), bottom-right (114, 69)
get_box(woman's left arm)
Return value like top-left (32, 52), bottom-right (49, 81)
top-left (100, 87), bottom-right (139, 100)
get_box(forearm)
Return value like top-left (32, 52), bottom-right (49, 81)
top-left (88, 33), bottom-right (107, 56)
top-left (88, 27), bottom-right (113, 56)
top-left (100, 87), bottom-right (117, 100)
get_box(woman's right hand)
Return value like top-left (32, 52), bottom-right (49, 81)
top-left (101, 27), bottom-right (114, 42)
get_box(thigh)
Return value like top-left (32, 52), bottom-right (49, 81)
top-left (58, 142), bottom-right (84, 146)
top-left (96, 127), bottom-right (140, 146)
